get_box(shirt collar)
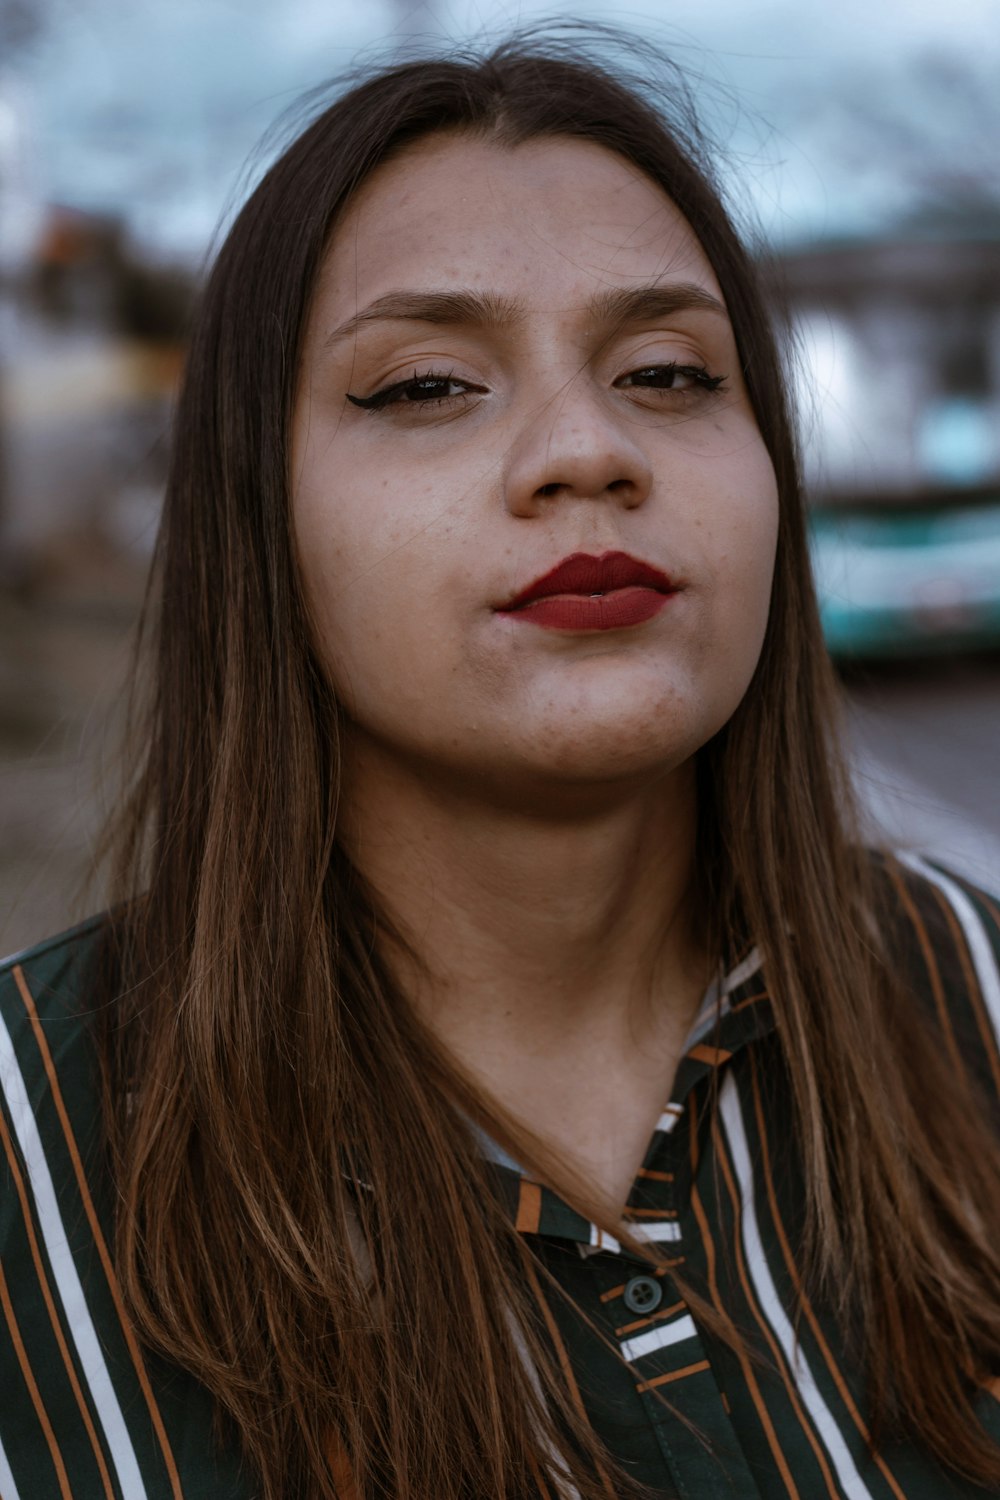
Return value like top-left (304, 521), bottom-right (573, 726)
top-left (666, 944), bottom-right (774, 1108)
top-left (489, 946), bottom-right (775, 1250)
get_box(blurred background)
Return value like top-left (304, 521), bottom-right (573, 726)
top-left (2, 0), bottom-right (999, 955)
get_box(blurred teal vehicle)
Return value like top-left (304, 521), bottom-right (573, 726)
top-left (808, 494), bottom-right (1000, 658)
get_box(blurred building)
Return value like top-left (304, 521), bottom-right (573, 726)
top-left (0, 201), bottom-right (191, 596)
top-left (0, 70), bottom-right (40, 276)
top-left (778, 212), bottom-right (1000, 502)
top-left (774, 211), bottom-right (1000, 658)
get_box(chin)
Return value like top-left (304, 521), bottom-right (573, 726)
top-left (512, 707), bottom-right (705, 787)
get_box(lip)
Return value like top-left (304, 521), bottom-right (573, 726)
top-left (496, 550), bottom-right (680, 632)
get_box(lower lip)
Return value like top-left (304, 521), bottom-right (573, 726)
top-left (499, 586), bottom-right (676, 631)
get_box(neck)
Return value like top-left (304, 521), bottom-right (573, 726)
top-left (339, 737), bottom-right (710, 1212)
top-left (340, 737), bottom-right (706, 1080)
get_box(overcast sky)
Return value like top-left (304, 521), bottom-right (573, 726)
top-left (4, 0), bottom-right (999, 260)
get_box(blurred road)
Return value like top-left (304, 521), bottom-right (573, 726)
top-left (845, 657), bottom-right (1000, 892)
top-left (0, 591), bottom-right (131, 960)
top-left (1, 589), bottom-right (998, 958)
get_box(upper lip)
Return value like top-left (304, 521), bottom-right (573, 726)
top-left (499, 550), bottom-right (678, 609)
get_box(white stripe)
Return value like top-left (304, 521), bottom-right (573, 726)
top-left (506, 1312), bottom-right (583, 1500)
top-left (684, 975), bottom-right (723, 1050)
top-left (655, 1104), bottom-right (684, 1134)
top-left (620, 1312), bottom-right (698, 1363)
top-left (587, 1223), bottom-right (622, 1254)
top-left (627, 1219), bottom-right (682, 1244)
top-left (0, 1431), bottom-right (23, 1500)
top-left (0, 1011), bottom-right (149, 1499)
top-left (719, 1074), bottom-right (876, 1500)
top-left (722, 945), bottom-right (763, 995)
top-left (683, 947), bottom-right (765, 1053)
top-left (898, 852), bottom-right (1000, 1043)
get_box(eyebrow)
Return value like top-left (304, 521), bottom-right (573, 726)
top-left (323, 282), bottom-right (727, 348)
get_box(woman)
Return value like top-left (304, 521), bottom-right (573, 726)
top-left (2, 29), bottom-right (999, 1500)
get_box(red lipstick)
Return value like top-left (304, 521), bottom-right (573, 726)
top-left (497, 551), bottom-right (679, 631)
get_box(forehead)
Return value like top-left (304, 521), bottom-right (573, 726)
top-left (315, 132), bottom-right (725, 318)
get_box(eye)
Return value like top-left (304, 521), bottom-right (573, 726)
top-left (616, 362), bottom-right (726, 396)
top-left (346, 371), bottom-right (488, 412)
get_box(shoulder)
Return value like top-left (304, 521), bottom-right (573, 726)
top-left (870, 849), bottom-right (1000, 999)
top-left (0, 916), bottom-right (112, 1242)
top-left (869, 849), bottom-right (1000, 1105)
top-left (2, 912), bottom-right (110, 988)
top-left (0, 919), bottom-right (254, 1497)
top-left (1, 914), bottom-right (110, 1110)
top-left (0, 921), bottom-right (122, 1465)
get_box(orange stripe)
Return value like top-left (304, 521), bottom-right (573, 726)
top-left (526, 1447), bottom-right (553, 1499)
top-left (0, 1262), bottom-right (74, 1500)
top-left (636, 1359), bottom-right (711, 1392)
top-left (688, 1105), bottom-right (802, 1500)
top-left (984, 1376), bottom-right (1000, 1403)
top-left (515, 1180), bottom-right (542, 1234)
top-left (712, 1113), bottom-right (837, 1500)
top-left (931, 883), bottom-right (1000, 1103)
top-left (732, 990), bottom-right (769, 1013)
top-left (0, 1108), bottom-right (116, 1499)
top-left (747, 1055), bottom-right (908, 1500)
top-left (615, 1299), bottom-right (686, 1337)
top-left (523, 1260), bottom-right (617, 1500)
top-left (636, 1167), bottom-right (674, 1182)
top-left (919, 879), bottom-right (978, 1088)
top-left (624, 1206), bottom-right (677, 1220)
top-left (687, 1043), bottom-right (732, 1067)
top-left (525, 1261), bottom-right (585, 1411)
top-left (688, 1088), bottom-right (701, 1177)
top-left (13, 965), bottom-right (184, 1500)
top-left (889, 866), bottom-right (967, 1084)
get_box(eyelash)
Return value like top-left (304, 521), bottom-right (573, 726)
top-left (622, 364), bottom-right (726, 394)
top-left (346, 370), bottom-right (485, 411)
top-left (345, 362), bottom-right (727, 413)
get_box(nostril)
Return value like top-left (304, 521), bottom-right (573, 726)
top-left (534, 479), bottom-right (634, 500)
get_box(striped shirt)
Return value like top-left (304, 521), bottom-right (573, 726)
top-left (2, 852), bottom-right (1000, 1498)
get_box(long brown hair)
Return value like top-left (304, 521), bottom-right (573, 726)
top-left (100, 26), bottom-right (1000, 1498)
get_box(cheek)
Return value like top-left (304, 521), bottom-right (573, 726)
top-left (715, 431), bottom-right (779, 575)
top-left (293, 466), bottom-right (385, 702)
top-left (687, 445), bottom-right (779, 671)
top-left (721, 485), bottom-right (779, 601)
top-left (293, 466), bottom-right (464, 720)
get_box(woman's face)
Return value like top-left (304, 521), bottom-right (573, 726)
top-left (292, 133), bottom-right (779, 801)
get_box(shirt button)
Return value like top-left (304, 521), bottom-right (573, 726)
top-left (623, 1274), bottom-right (663, 1315)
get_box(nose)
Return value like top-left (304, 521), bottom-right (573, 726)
top-left (503, 379), bottom-right (654, 519)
